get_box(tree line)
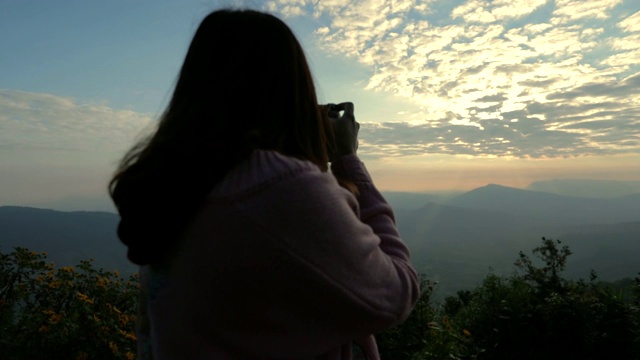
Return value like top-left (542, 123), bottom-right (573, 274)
top-left (1, 238), bottom-right (638, 359)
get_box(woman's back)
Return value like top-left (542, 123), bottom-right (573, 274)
top-left (110, 9), bottom-right (420, 359)
top-left (137, 150), bottom-right (418, 359)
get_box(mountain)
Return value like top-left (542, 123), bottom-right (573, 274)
top-left (560, 221), bottom-right (640, 281)
top-left (3, 183), bottom-right (639, 300)
top-left (396, 203), bottom-right (640, 298)
top-left (527, 179), bottom-right (640, 198)
top-left (26, 195), bottom-right (116, 213)
top-left (381, 191), bottom-right (460, 210)
top-left (445, 184), bottom-right (640, 225)
top-left (391, 186), bottom-right (640, 298)
top-left (0, 206), bottom-right (134, 274)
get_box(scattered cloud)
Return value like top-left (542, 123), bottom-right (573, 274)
top-left (452, 0), bottom-right (547, 23)
top-left (0, 89), bottom-right (152, 154)
top-left (552, 0), bottom-right (624, 23)
top-left (267, 0), bottom-right (640, 159)
top-left (0, 89), bottom-right (154, 204)
top-left (618, 10), bottom-right (640, 32)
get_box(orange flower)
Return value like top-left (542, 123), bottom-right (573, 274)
top-left (49, 313), bottom-right (63, 325)
top-left (77, 292), bottom-right (94, 304)
top-left (463, 329), bottom-right (471, 337)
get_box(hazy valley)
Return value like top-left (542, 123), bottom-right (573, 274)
top-left (2, 181), bottom-right (639, 299)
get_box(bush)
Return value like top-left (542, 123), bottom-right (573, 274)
top-left (376, 277), bottom-right (480, 360)
top-left (444, 238), bottom-right (640, 360)
top-left (3, 239), bottom-right (638, 360)
top-left (0, 247), bottom-right (138, 359)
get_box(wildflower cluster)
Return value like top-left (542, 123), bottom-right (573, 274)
top-left (0, 247), bottom-right (138, 359)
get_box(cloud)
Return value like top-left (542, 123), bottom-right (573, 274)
top-left (0, 89), bottom-right (154, 205)
top-left (546, 73), bottom-right (640, 100)
top-left (619, 10), bottom-right (640, 32)
top-left (0, 89), bottom-right (152, 154)
top-left (268, 0), bottom-right (640, 159)
top-left (552, 0), bottom-right (624, 23)
top-left (452, 0), bottom-right (547, 23)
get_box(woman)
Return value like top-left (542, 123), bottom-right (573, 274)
top-left (110, 9), bottom-right (419, 360)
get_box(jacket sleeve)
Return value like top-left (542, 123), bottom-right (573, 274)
top-left (150, 153), bottom-right (421, 358)
top-left (240, 154), bottom-right (420, 336)
top-left (330, 154), bottom-right (420, 325)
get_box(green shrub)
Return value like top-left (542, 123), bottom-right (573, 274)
top-left (0, 247), bottom-right (138, 359)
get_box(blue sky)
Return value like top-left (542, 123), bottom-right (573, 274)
top-left (1, 0), bottom-right (639, 210)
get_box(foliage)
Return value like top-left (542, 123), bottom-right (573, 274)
top-left (0, 247), bottom-right (138, 360)
top-left (377, 237), bottom-right (639, 359)
top-left (442, 237), bottom-right (640, 360)
top-left (2, 239), bottom-right (638, 360)
top-left (376, 277), bottom-right (480, 360)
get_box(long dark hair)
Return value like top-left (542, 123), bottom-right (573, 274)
top-left (109, 9), bottom-right (332, 265)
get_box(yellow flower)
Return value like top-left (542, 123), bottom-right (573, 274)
top-left (93, 314), bottom-right (101, 322)
top-left (49, 313), bottom-right (63, 325)
top-left (463, 329), bottom-right (471, 337)
top-left (118, 328), bottom-right (137, 341)
top-left (60, 266), bottom-right (74, 273)
top-left (109, 341), bottom-right (119, 354)
top-left (119, 314), bottom-right (130, 327)
top-left (76, 292), bottom-right (94, 304)
top-left (125, 352), bottom-right (135, 360)
top-left (96, 276), bottom-right (106, 289)
top-left (114, 270), bottom-right (120, 278)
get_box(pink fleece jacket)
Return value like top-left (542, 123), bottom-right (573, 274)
top-left (137, 150), bottom-right (419, 359)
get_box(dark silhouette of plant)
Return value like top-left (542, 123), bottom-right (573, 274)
top-left (443, 237), bottom-right (639, 360)
top-left (0, 247), bottom-right (138, 359)
top-left (514, 237), bottom-right (571, 294)
top-left (3, 240), bottom-right (638, 360)
top-left (376, 277), bottom-right (480, 360)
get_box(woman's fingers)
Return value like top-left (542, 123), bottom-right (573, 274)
top-left (334, 102), bottom-right (354, 121)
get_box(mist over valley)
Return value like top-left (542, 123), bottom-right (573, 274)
top-left (2, 181), bottom-right (639, 299)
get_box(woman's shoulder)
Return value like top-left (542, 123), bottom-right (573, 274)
top-left (208, 149), bottom-right (325, 198)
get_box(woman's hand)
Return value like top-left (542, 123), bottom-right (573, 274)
top-left (325, 102), bottom-right (359, 162)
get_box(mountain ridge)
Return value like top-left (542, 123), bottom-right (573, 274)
top-left (3, 184), bottom-right (639, 298)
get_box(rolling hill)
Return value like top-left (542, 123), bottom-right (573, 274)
top-left (2, 184), bottom-right (639, 299)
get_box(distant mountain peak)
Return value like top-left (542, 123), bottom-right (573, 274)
top-left (466, 183), bottom-right (523, 194)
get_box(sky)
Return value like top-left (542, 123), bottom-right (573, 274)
top-left (1, 0), bottom-right (639, 211)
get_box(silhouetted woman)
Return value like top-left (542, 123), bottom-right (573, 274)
top-left (110, 9), bottom-right (419, 360)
